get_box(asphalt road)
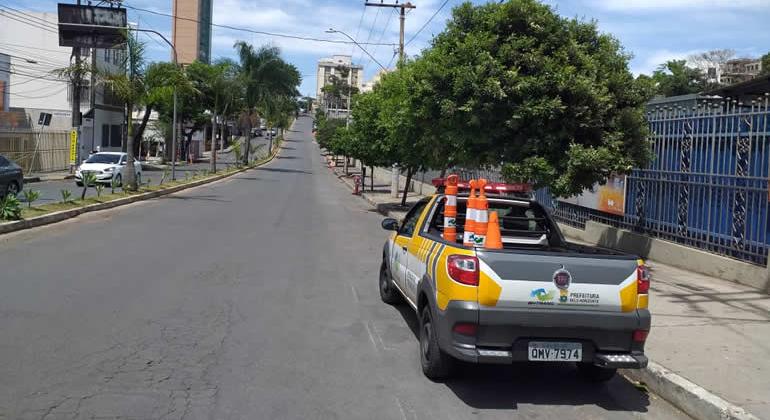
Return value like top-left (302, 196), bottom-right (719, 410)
top-left (0, 116), bottom-right (689, 419)
top-left (22, 136), bottom-right (271, 205)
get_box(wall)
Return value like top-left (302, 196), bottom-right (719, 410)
top-left (559, 220), bottom-right (768, 291)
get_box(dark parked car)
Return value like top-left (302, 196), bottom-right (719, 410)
top-left (0, 154), bottom-right (23, 198)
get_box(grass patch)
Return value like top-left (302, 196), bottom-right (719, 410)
top-left (11, 167), bottom-right (247, 222)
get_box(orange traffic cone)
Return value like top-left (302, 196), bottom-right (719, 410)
top-left (463, 180), bottom-right (477, 247)
top-left (473, 179), bottom-right (489, 247)
top-left (443, 175), bottom-right (459, 242)
top-left (485, 211), bottom-right (503, 249)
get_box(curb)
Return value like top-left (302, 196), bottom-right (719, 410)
top-left (329, 159), bottom-right (760, 420)
top-left (622, 362), bottom-right (759, 420)
top-left (1, 140), bottom-right (283, 237)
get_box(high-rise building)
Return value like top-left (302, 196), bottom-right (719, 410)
top-left (172, 0), bottom-right (213, 64)
top-left (316, 55), bottom-right (364, 110)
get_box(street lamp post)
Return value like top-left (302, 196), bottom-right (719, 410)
top-left (57, 23), bottom-right (179, 180)
top-left (325, 29), bottom-right (387, 71)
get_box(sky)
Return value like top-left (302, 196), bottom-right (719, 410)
top-left (8, 0), bottom-right (770, 97)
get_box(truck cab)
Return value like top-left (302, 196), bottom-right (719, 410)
top-left (380, 189), bottom-right (650, 381)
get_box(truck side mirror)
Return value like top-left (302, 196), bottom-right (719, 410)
top-left (381, 218), bottom-right (399, 231)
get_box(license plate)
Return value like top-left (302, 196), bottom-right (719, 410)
top-left (528, 341), bottom-right (582, 362)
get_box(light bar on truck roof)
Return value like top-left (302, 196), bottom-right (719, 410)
top-left (431, 178), bottom-right (532, 195)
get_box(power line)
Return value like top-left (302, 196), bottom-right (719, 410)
top-left (0, 9), bottom-right (58, 33)
top-left (405, 0), bottom-right (450, 47)
top-left (367, 8), bottom-right (395, 69)
top-left (351, 3), bottom-right (367, 58)
top-left (0, 3), bottom-right (58, 29)
top-left (359, 7), bottom-right (381, 63)
top-left (0, 67), bottom-right (64, 82)
top-left (123, 4), bottom-right (398, 47)
top-left (0, 42), bottom-right (73, 56)
top-left (8, 86), bottom-right (67, 99)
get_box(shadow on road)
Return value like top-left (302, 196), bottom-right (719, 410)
top-left (392, 303), bottom-right (652, 414)
top-left (281, 146), bottom-right (296, 150)
top-left (276, 156), bottom-right (300, 160)
top-left (282, 139), bottom-right (302, 143)
top-left (253, 167), bottom-right (312, 174)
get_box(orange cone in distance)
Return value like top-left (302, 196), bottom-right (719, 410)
top-left (473, 179), bottom-right (489, 247)
top-left (443, 175), bottom-right (459, 242)
top-left (463, 180), bottom-right (478, 247)
top-left (485, 211), bottom-right (503, 249)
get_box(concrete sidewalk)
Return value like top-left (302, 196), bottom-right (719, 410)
top-left (328, 158), bottom-right (768, 420)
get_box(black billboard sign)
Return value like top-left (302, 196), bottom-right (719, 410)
top-left (58, 4), bottom-right (127, 49)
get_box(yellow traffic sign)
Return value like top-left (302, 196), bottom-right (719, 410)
top-left (69, 129), bottom-right (78, 164)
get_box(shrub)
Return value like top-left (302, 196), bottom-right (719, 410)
top-left (0, 194), bottom-right (22, 220)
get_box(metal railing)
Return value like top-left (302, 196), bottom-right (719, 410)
top-left (537, 94), bottom-right (770, 266)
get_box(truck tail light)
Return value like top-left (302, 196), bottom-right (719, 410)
top-left (447, 255), bottom-right (479, 286)
top-left (637, 265), bottom-right (651, 294)
top-left (452, 322), bottom-right (477, 336)
top-left (632, 329), bottom-right (649, 343)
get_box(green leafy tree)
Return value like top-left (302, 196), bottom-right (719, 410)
top-left (760, 52), bottom-right (770, 75)
top-left (652, 60), bottom-right (706, 96)
top-left (396, 0), bottom-right (651, 197)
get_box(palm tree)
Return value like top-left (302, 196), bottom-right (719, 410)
top-left (234, 42), bottom-right (301, 164)
top-left (104, 35), bottom-right (148, 190)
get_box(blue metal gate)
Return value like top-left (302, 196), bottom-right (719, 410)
top-left (536, 94), bottom-right (770, 266)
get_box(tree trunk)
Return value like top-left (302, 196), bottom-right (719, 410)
top-left (343, 155), bottom-right (349, 175)
top-left (125, 101), bottom-right (137, 190)
top-left (133, 104), bottom-right (152, 146)
top-left (401, 168), bottom-right (413, 207)
top-left (362, 166), bottom-right (366, 189)
top-left (370, 166), bottom-right (374, 191)
top-left (243, 112), bottom-right (252, 165)
top-left (210, 114), bottom-right (217, 173)
top-left (220, 118), bottom-right (226, 153)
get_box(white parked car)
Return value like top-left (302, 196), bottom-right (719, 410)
top-left (75, 152), bottom-right (142, 187)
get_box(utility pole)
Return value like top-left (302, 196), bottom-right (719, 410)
top-left (364, 1), bottom-right (415, 64)
top-left (70, 0), bottom-right (83, 170)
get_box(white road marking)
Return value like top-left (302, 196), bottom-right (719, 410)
top-left (395, 396), bottom-right (409, 420)
top-left (363, 321), bottom-right (380, 353)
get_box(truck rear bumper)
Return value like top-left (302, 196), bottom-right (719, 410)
top-left (437, 300), bottom-right (650, 368)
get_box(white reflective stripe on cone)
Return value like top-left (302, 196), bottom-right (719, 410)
top-left (446, 195), bottom-right (457, 206)
top-left (444, 217), bottom-right (456, 228)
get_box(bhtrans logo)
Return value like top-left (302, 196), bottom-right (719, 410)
top-left (553, 267), bottom-right (571, 303)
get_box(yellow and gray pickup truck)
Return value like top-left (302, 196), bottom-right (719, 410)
top-left (379, 189), bottom-right (651, 381)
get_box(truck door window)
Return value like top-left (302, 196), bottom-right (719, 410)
top-left (398, 200), bottom-right (429, 237)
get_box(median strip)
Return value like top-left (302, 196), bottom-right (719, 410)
top-left (0, 137), bottom-right (284, 236)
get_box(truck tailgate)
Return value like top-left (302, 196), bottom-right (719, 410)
top-left (475, 250), bottom-right (640, 313)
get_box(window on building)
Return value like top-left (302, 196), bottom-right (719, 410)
top-left (110, 124), bottom-right (122, 148)
top-left (101, 124), bottom-right (110, 147)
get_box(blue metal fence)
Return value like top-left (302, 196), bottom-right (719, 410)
top-left (537, 94), bottom-right (770, 266)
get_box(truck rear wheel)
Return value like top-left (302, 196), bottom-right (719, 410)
top-left (379, 262), bottom-right (402, 304)
top-left (420, 306), bottom-right (453, 380)
top-left (577, 363), bottom-right (617, 382)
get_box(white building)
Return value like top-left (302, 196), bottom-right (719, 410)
top-left (0, 11), bottom-right (126, 153)
top-left (360, 69), bottom-right (389, 93)
top-left (316, 55), bottom-right (363, 112)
